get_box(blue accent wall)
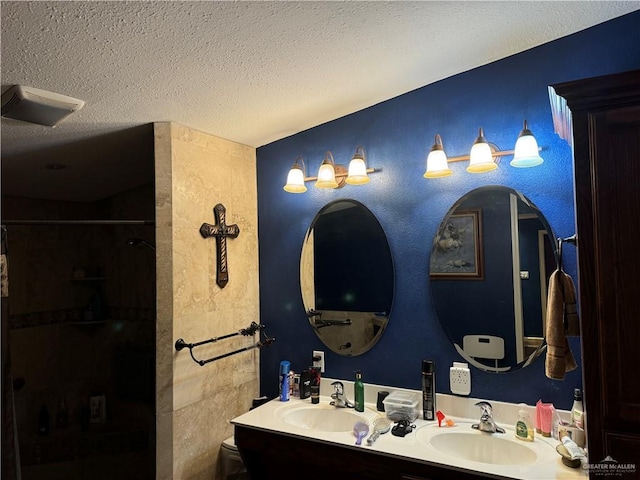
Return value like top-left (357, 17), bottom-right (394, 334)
top-left (256, 12), bottom-right (640, 410)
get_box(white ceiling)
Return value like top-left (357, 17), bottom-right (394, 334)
top-left (2, 1), bottom-right (639, 201)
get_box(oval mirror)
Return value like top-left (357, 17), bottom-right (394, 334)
top-left (430, 186), bottom-right (556, 372)
top-left (300, 199), bottom-right (394, 356)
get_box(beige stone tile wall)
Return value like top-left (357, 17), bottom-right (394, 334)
top-left (154, 122), bottom-right (259, 480)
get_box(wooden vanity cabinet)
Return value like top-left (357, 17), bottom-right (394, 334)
top-left (235, 425), bottom-right (509, 480)
top-left (551, 70), bottom-right (640, 468)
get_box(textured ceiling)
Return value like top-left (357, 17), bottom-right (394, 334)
top-left (2, 1), bottom-right (639, 201)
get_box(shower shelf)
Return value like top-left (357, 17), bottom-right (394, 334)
top-left (68, 319), bottom-right (109, 325)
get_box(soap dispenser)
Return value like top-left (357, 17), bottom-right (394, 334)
top-left (515, 406), bottom-right (535, 442)
top-left (354, 371), bottom-right (364, 412)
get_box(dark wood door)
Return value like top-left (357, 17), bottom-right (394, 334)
top-left (552, 70), bottom-right (640, 471)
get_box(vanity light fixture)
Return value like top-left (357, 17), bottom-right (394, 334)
top-left (511, 120), bottom-right (544, 168)
top-left (346, 146), bottom-right (371, 185)
top-left (283, 156), bottom-right (308, 193)
top-left (423, 121), bottom-right (544, 179)
top-left (283, 147), bottom-right (378, 193)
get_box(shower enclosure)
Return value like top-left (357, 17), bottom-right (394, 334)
top-left (1, 186), bottom-right (156, 479)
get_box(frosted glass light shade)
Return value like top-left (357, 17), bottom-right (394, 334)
top-left (511, 121), bottom-right (543, 167)
top-left (467, 128), bottom-right (497, 173)
top-left (346, 157), bottom-right (370, 185)
top-left (283, 165), bottom-right (307, 193)
top-left (315, 160), bottom-right (338, 189)
top-left (424, 135), bottom-right (452, 178)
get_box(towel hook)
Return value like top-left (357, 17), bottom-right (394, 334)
top-left (556, 235), bottom-right (577, 272)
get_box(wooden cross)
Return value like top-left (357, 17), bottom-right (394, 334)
top-left (199, 204), bottom-right (240, 288)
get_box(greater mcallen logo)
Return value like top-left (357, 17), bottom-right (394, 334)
top-left (585, 456), bottom-right (636, 476)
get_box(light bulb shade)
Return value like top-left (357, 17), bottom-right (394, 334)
top-left (424, 134), bottom-right (452, 178)
top-left (511, 121), bottom-right (543, 167)
top-left (424, 150), bottom-right (452, 178)
top-left (346, 158), bottom-right (369, 184)
top-left (346, 148), bottom-right (370, 185)
top-left (467, 128), bottom-right (497, 173)
top-left (315, 155), bottom-right (338, 189)
top-left (283, 164), bottom-right (307, 193)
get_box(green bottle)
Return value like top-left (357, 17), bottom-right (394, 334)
top-left (354, 371), bottom-right (365, 412)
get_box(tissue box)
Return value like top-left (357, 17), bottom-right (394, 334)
top-left (383, 390), bottom-right (420, 422)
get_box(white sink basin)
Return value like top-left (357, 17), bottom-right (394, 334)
top-left (278, 404), bottom-right (367, 432)
top-left (417, 429), bottom-right (539, 466)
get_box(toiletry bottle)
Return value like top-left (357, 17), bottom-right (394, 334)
top-left (289, 371), bottom-right (296, 396)
top-left (422, 360), bottom-right (436, 421)
top-left (354, 371), bottom-right (364, 412)
top-left (571, 388), bottom-right (583, 428)
top-left (309, 367), bottom-right (321, 404)
top-left (292, 373), bottom-right (300, 397)
top-left (515, 407), bottom-right (535, 441)
top-left (310, 385), bottom-right (320, 404)
top-left (300, 369), bottom-right (311, 400)
top-left (279, 361), bottom-right (290, 402)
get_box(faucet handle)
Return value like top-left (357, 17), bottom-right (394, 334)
top-left (331, 381), bottom-right (344, 395)
top-left (475, 401), bottom-right (493, 416)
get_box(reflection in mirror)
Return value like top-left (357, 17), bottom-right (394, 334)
top-left (430, 186), bottom-right (556, 372)
top-left (301, 200), bottom-right (394, 356)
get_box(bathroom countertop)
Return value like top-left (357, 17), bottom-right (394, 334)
top-left (231, 381), bottom-right (587, 480)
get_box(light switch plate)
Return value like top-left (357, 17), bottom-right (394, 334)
top-left (450, 362), bottom-right (471, 395)
top-left (312, 350), bottom-right (325, 373)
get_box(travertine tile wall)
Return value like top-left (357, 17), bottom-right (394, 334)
top-left (154, 123), bottom-right (259, 480)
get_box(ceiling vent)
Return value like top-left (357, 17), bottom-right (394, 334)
top-left (1, 85), bottom-right (85, 127)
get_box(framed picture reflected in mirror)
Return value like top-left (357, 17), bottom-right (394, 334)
top-left (430, 210), bottom-right (483, 279)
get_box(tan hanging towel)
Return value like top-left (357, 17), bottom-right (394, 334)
top-left (545, 269), bottom-right (579, 380)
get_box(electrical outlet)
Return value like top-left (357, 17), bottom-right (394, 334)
top-left (450, 362), bottom-right (471, 395)
top-left (312, 350), bottom-right (325, 373)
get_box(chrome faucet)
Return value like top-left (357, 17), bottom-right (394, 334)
top-left (472, 401), bottom-right (505, 434)
top-left (330, 381), bottom-right (355, 408)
